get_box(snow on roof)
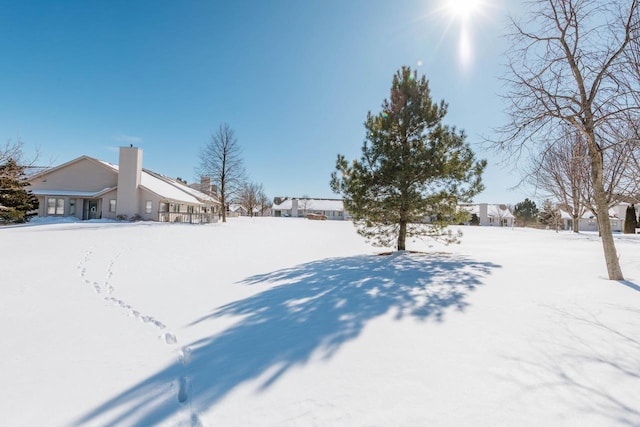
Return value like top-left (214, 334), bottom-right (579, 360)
top-left (141, 169), bottom-right (218, 205)
top-left (273, 198), bottom-right (344, 212)
top-left (96, 160), bottom-right (216, 205)
top-left (140, 171), bottom-right (204, 205)
top-left (581, 208), bottom-right (621, 220)
top-left (460, 204), bottom-right (515, 219)
top-left (488, 205), bottom-right (515, 219)
top-left (559, 209), bottom-right (573, 220)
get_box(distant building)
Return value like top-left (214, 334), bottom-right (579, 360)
top-left (272, 197), bottom-right (348, 220)
top-left (460, 203), bottom-right (515, 227)
top-left (28, 147), bottom-right (219, 223)
top-left (560, 203), bottom-right (635, 232)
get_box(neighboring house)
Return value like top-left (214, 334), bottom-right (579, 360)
top-left (272, 197), bottom-right (348, 220)
top-left (28, 146), bottom-right (219, 223)
top-left (228, 204), bottom-right (248, 217)
top-left (561, 203), bottom-right (632, 232)
top-left (227, 204), bottom-right (270, 217)
top-left (460, 203), bottom-right (515, 227)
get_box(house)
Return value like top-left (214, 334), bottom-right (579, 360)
top-left (228, 204), bottom-right (248, 217)
top-left (28, 146), bottom-right (219, 223)
top-left (561, 203), bottom-right (633, 232)
top-left (272, 197), bottom-right (348, 220)
top-left (460, 203), bottom-right (515, 227)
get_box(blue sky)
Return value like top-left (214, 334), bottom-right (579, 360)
top-left (1, 0), bottom-right (532, 203)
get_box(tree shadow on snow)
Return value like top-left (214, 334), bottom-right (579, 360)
top-left (619, 280), bottom-right (640, 293)
top-left (501, 305), bottom-right (640, 425)
top-left (74, 252), bottom-right (500, 426)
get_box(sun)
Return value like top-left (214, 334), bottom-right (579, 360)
top-left (444, 0), bottom-right (483, 21)
top-left (436, 0), bottom-right (489, 68)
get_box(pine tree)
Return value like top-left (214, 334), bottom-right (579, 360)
top-left (0, 158), bottom-right (38, 224)
top-left (470, 213), bottom-right (480, 226)
top-left (330, 67), bottom-right (486, 250)
top-left (624, 204), bottom-right (637, 234)
top-left (513, 198), bottom-right (538, 227)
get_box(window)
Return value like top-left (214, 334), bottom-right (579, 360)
top-left (109, 199), bottom-right (116, 213)
top-left (47, 198), bottom-right (65, 215)
top-left (145, 200), bottom-right (152, 214)
top-left (69, 199), bottom-right (76, 216)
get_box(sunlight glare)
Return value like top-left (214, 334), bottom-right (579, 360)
top-left (445, 0), bottom-right (482, 20)
top-left (436, 0), bottom-right (490, 69)
top-left (459, 26), bottom-right (473, 68)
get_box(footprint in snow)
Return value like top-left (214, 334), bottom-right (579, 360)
top-left (164, 332), bottom-right (177, 345)
top-left (178, 376), bottom-right (189, 403)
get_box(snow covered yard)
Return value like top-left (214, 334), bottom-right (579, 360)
top-left (1, 217), bottom-right (640, 426)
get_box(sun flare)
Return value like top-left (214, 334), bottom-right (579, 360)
top-left (444, 0), bottom-right (482, 20)
top-left (435, 0), bottom-right (490, 69)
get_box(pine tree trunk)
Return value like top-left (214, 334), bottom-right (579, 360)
top-left (589, 144), bottom-right (624, 280)
top-left (397, 220), bottom-right (407, 251)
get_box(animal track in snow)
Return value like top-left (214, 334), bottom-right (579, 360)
top-left (78, 247), bottom-right (200, 422)
top-left (77, 249), bottom-right (166, 331)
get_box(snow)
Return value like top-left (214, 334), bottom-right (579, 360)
top-left (98, 159), bottom-right (213, 204)
top-left (2, 218), bottom-right (640, 426)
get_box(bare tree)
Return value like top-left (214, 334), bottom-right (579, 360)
top-left (1, 137), bottom-right (42, 167)
top-left (257, 188), bottom-right (270, 216)
top-left (1, 139), bottom-right (24, 165)
top-left (197, 123), bottom-right (246, 223)
top-left (497, 0), bottom-right (640, 280)
top-left (239, 181), bottom-right (264, 218)
top-left (529, 127), bottom-right (590, 233)
top-left (299, 194), bottom-right (311, 217)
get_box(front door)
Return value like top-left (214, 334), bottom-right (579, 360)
top-left (84, 199), bottom-right (99, 220)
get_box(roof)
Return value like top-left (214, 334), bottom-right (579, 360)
top-left (95, 161), bottom-right (207, 205)
top-left (273, 198), bottom-right (344, 212)
top-left (558, 209), bottom-right (573, 220)
top-left (581, 208), bottom-right (620, 220)
top-left (142, 169), bottom-right (218, 205)
top-left (30, 188), bottom-right (116, 198)
top-left (460, 204), bottom-right (515, 219)
top-left (229, 204), bottom-right (247, 213)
